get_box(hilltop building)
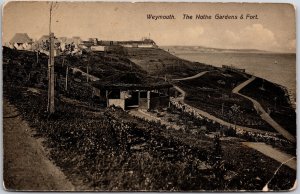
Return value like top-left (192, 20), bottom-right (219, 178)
top-left (71, 36), bottom-right (82, 46)
top-left (34, 35), bottom-right (82, 55)
top-left (222, 65), bottom-right (246, 73)
top-left (58, 36), bottom-right (82, 54)
top-left (36, 35), bottom-right (60, 55)
top-left (9, 33), bottom-right (33, 50)
top-left (81, 38), bottom-right (157, 52)
top-left (119, 38), bottom-right (157, 48)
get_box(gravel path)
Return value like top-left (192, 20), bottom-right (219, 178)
top-left (242, 142), bottom-right (296, 170)
top-left (3, 99), bottom-right (75, 191)
top-left (172, 71), bottom-right (208, 81)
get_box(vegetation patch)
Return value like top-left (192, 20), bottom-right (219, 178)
top-left (3, 47), bottom-right (296, 191)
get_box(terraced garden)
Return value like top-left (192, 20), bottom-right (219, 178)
top-left (240, 78), bottom-right (296, 136)
top-left (176, 70), bottom-right (275, 132)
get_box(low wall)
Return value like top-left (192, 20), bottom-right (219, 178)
top-left (109, 99), bottom-right (125, 110)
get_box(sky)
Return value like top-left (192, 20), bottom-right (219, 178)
top-left (2, 1), bottom-right (296, 52)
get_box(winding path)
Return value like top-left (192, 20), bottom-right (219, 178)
top-left (232, 77), bottom-right (296, 143)
top-left (71, 67), bottom-right (100, 81)
top-left (171, 88), bottom-right (278, 136)
top-left (172, 71), bottom-right (297, 183)
top-left (171, 73), bottom-right (278, 136)
top-left (172, 71), bottom-right (208, 81)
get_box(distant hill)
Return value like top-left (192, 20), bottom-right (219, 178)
top-left (160, 45), bottom-right (270, 54)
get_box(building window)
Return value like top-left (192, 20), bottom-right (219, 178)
top-left (109, 89), bottom-right (120, 99)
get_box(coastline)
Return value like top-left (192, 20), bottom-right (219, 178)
top-left (280, 86), bottom-right (296, 110)
top-left (167, 50), bottom-right (296, 100)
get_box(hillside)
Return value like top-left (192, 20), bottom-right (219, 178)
top-left (4, 46), bottom-right (294, 137)
top-left (124, 47), bottom-right (295, 137)
top-left (161, 46), bottom-right (270, 54)
top-left (3, 47), bottom-right (164, 90)
top-left (3, 46), bottom-right (296, 190)
top-left (125, 47), bottom-right (216, 78)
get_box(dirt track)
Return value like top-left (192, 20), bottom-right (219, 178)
top-left (3, 99), bottom-right (74, 191)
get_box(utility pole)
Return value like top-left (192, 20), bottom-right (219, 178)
top-left (36, 50), bottom-right (39, 63)
top-left (221, 103), bottom-right (224, 116)
top-left (48, 33), bottom-right (55, 113)
top-left (36, 41), bottom-right (39, 64)
top-left (87, 56), bottom-right (92, 82)
top-left (47, 2), bottom-right (55, 113)
top-left (65, 66), bottom-right (69, 91)
top-left (87, 63), bottom-right (89, 82)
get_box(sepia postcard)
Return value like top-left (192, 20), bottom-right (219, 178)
top-left (2, 1), bottom-right (296, 192)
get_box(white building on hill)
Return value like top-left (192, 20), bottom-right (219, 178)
top-left (9, 33), bottom-right (33, 50)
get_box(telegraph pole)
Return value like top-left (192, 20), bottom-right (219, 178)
top-left (47, 2), bottom-right (55, 113)
top-left (86, 56), bottom-right (90, 82)
top-left (65, 66), bottom-right (69, 91)
top-left (87, 63), bottom-right (89, 82)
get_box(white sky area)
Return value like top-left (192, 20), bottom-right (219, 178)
top-left (3, 2), bottom-right (296, 52)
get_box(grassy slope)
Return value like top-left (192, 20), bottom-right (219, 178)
top-left (126, 47), bottom-right (216, 78)
top-left (6, 46), bottom-right (293, 135)
top-left (64, 51), bottom-right (146, 79)
top-left (126, 47), bottom-right (295, 136)
top-left (3, 84), bottom-right (296, 191)
top-left (3, 47), bottom-right (296, 190)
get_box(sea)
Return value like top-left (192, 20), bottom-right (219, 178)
top-left (165, 48), bottom-right (296, 101)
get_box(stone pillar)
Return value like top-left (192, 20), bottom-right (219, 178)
top-left (168, 88), bottom-right (171, 108)
top-left (106, 90), bottom-right (109, 107)
top-left (147, 90), bottom-right (151, 110)
top-left (138, 90), bottom-right (140, 106)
